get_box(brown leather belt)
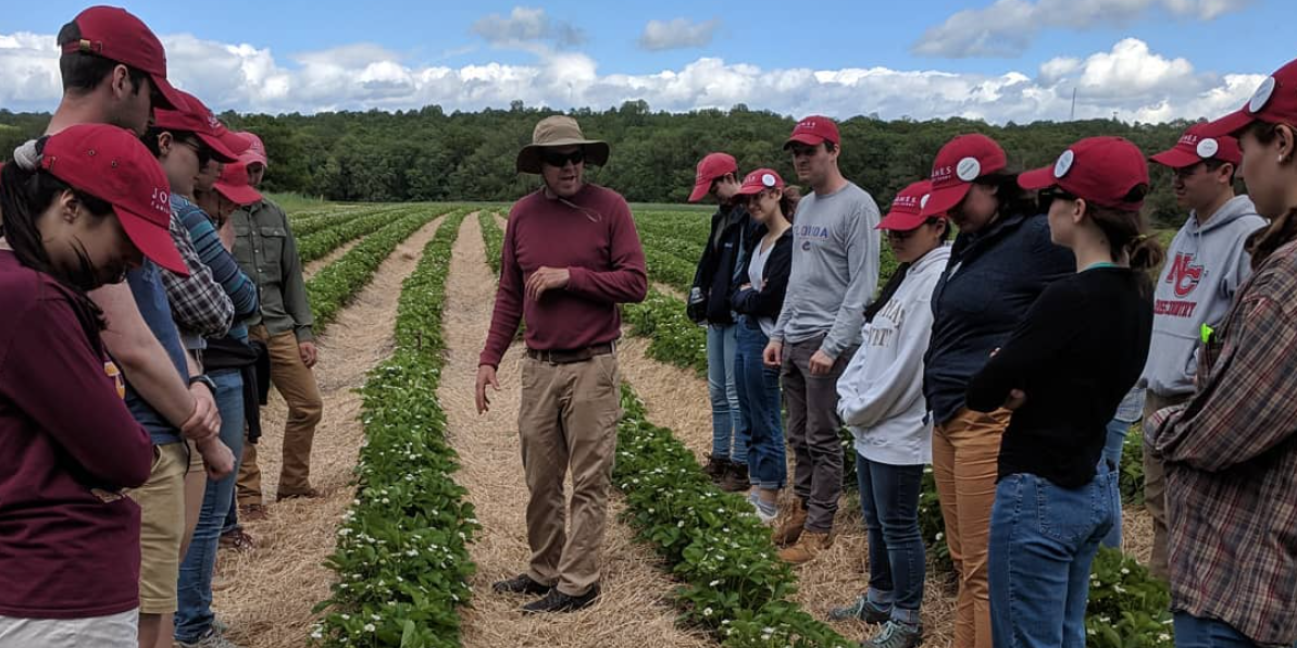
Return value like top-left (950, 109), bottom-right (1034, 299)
top-left (526, 342), bottom-right (615, 364)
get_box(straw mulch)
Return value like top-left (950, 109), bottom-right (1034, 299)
top-left (437, 214), bottom-right (713, 648)
top-left (652, 281), bottom-right (686, 301)
top-left (210, 215), bottom-right (447, 648)
top-left (303, 238), bottom-right (363, 280)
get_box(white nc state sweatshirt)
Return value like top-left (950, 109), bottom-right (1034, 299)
top-left (836, 244), bottom-right (951, 466)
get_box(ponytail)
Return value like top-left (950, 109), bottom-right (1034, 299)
top-left (780, 185), bottom-right (802, 222)
top-left (1086, 183), bottom-right (1164, 296)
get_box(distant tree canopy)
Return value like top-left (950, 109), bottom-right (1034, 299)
top-left (1, 102), bottom-right (1215, 227)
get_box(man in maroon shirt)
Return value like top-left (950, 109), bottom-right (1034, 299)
top-left (476, 115), bottom-right (647, 614)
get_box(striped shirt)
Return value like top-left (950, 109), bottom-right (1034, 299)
top-left (1148, 223), bottom-right (1297, 648)
top-left (161, 196), bottom-right (233, 344)
top-left (172, 197), bottom-right (258, 342)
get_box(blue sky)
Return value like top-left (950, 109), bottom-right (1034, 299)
top-left (2, 0), bottom-right (1293, 122)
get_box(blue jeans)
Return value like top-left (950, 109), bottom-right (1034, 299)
top-left (175, 369), bottom-right (245, 642)
top-left (856, 452), bottom-right (925, 624)
top-left (707, 323), bottom-right (746, 463)
top-left (989, 467), bottom-right (1117, 648)
top-left (1173, 613), bottom-right (1268, 648)
top-left (734, 318), bottom-right (785, 489)
top-left (1099, 418), bottom-right (1130, 548)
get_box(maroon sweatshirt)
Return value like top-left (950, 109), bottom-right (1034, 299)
top-left (0, 252), bottom-right (154, 619)
top-left (480, 184), bottom-right (648, 368)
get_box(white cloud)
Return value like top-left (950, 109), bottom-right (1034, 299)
top-left (0, 34), bottom-right (1259, 126)
top-left (638, 18), bottom-right (721, 51)
top-left (471, 7), bottom-right (585, 48)
top-left (914, 0), bottom-right (1251, 58)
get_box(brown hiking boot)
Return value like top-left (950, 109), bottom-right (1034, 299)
top-left (771, 498), bottom-right (807, 547)
top-left (702, 454), bottom-right (730, 484)
top-left (719, 462), bottom-right (750, 493)
top-left (777, 530), bottom-right (833, 565)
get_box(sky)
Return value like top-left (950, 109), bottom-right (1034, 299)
top-left (1, 0), bottom-right (1293, 124)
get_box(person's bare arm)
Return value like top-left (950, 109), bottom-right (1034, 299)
top-left (91, 282), bottom-right (199, 428)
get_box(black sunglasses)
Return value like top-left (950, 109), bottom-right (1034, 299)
top-left (1038, 186), bottom-right (1078, 205)
top-left (542, 148), bottom-right (585, 167)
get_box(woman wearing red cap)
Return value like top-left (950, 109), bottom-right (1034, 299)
top-left (830, 180), bottom-right (950, 648)
top-left (967, 136), bottom-right (1160, 648)
top-left (0, 124), bottom-right (185, 645)
top-left (729, 169), bottom-right (796, 523)
top-left (919, 134), bottom-right (1075, 648)
top-left (1146, 58), bottom-right (1297, 648)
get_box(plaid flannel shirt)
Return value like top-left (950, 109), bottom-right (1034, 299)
top-left (160, 210), bottom-right (233, 340)
top-left (1148, 227), bottom-right (1297, 648)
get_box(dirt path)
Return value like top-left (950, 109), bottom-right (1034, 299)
top-left (213, 214), bottom-right (447, 648)
top-left (303, 238), bottom-right (363, 280)
top-left (437, 215), bottom-right (712, 648)
top-left (651, 281), bottom-right (686, 301)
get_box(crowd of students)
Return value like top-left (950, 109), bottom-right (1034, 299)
top-left (687, 61), bottom-right (1297, 648)
top-left (0, 6), bottom-right (323, 648)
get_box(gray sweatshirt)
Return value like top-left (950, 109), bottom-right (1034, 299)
top-left (770, 181), bottom-right (881, 358)
top-left (1141, 195), bottom-right (1266, 397)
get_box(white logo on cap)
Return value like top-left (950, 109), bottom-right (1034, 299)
top-left (762, 173), bottom-right (776, 187)
top-left (151, 187), bottom-right (170, 215)
top-left (956, 157), bottom-right (981, 182)
top-left (1250, 76), bottom-right (1277, 114)
top-left (1196, 138), bottom-right (1220, 159)
top-left (1054, 150), bottom-right (1075, 178)
top-left (920, 194), bottom-right (931, 210)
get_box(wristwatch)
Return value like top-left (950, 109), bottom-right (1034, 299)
top-left (189, 374), bottom-right (217, 394)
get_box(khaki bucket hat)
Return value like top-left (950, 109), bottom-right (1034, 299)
top-left (516, 115), bottom-right (610, 174)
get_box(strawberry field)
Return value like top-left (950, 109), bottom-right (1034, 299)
top-left (212, 200), bottom-right (1169, 648)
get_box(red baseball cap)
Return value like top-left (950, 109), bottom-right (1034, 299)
top-left (735, 168), bottom-right (786, 195)
top-left (688, 152), bottom-right (738, 202)
top-left (921, 134), bottom-right (1007, 218)
top-left (39, 124), bottom-right (187, 275)
top-left (1201, 57), bottom-right (1297, 139)
top-left (213, 162), bottom-right (263, 206)
top-left (59, 6), bottom-right (184, 111)
top-left (238, 132), bottom-right (269, 168)
top-left (879, 180), bottom-right (938, 231)
top-left (152, 91), bottom-right (248, 163)
top-left (1019, 136), bottom-right (1149, 211)
top-left (784, 115), bottom-right (840, 149)
top-left (1150, 123), bottom-right (1242, 169)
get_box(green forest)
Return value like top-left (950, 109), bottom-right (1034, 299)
top-left (1, 101), bottom-right (1214, 227)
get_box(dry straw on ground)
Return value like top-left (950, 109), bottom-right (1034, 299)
top-left (211, 214), bottom-right (446, 648)
top-left (439, 215), bottom-right (712, 648)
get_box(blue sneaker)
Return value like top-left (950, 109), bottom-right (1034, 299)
top-left (829, 595), bottom-right (890, 623)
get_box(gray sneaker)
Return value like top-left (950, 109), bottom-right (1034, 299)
top-left (178, 629), bottom-right (244, 648)
top-left (829, 594), bottom-right (890, 623)
top-left (865, 620), bottom-right (923, 648)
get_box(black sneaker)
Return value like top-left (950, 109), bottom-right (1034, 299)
top-left (492, 574), bottom-right (550, 595)
top-left (520, 584), bottom-right (600, 614)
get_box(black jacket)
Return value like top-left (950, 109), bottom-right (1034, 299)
top-left (690, 204), bottom-right (752, 325)
top-left (730, 224), bottom-right (792, 319)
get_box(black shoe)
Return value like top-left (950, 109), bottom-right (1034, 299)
top-left (492, 574), bottom-right (550, 596)
top-left (520, 584), bottom-right (600, 614)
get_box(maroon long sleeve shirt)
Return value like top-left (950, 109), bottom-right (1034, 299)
top-left (0, 252), bottom-right (154, 619)
top-left (480, 184), bottom-right (648, 368)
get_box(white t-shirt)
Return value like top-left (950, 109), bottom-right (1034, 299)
top-left (748, 236), bottom-right (778, 337)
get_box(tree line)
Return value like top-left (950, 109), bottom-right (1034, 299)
top-left (1, 101), bottom-right (1213, 227)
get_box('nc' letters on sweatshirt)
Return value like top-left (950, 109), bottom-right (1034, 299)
top-left (1155, 252), bottom-right (1205, 318)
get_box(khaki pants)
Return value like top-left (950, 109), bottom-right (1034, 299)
top-left (518, 352), bottom-right (622, 597)
top-left (932, 407), bottom-right (1010, 648)
top-left (238, 326), bottom-right (323, 502)
top-left (126, 442), bottom-right (188, 614)
top-left (1142, 391), bottom-right (1190, 581)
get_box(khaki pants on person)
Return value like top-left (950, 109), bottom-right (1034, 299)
top-left (239, 326), bottom-right (323, 502)
top-left (1142, 391), bottom-right (1190, 581)
top-left (932, 407), bottom-right (1010, 648)
top-left (126, 442), bottom-right (188, 614)
top-left (518, 352), bottom-right (622, 598)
